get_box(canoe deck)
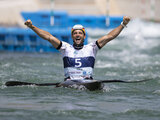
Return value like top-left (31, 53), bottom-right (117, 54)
top-left (57, 80), bottom-right (104, 91)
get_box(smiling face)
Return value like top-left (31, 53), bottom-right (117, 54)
top-left (72, 29), bottom-right (86, 45)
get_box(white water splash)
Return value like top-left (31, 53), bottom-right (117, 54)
top-left (153, 90), bottom-right (160, 95)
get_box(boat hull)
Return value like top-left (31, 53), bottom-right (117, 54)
top-left (57, 80), bottom-right (104, 91)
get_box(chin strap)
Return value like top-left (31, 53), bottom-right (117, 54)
top-left (73, 43), bottom-right (84, 50)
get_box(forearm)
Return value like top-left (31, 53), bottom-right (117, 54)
top-left (29, 25), bottom-right (61, 49)
top-left (107, 25), bottom-right (124, 40)
top-left (25, 19), bottom-right (61, 49)
top-left (29, 25), bottom-right (51, 40)
top-left (97, 25), bottom-right (124, 48)
top-left (97, 16), bottom-right (130, 48)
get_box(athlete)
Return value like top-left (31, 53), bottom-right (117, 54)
top-left (24, 16), bottom-right (130, 80)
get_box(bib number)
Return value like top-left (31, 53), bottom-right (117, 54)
top-left (75, 58), bottom-right (82, 67)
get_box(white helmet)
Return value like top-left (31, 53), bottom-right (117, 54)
top-left (71, 24), bottom-right (86, 35)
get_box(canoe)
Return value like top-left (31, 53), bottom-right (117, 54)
top-left (5, 79), bottom-right (104, 91)
top-left (5, 78), bottom-right (151, 91)
top-left (57, 80), bottom-right (104, 91)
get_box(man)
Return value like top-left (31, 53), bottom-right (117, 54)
top-left (25, 16), bottom-right (130, 81)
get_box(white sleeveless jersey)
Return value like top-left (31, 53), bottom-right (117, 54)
top-left (59, 41), bottom-right (99, 80)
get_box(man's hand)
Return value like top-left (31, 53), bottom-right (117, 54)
top-left (123, 16), bottom-right (130, 26)
top-left (24, 19), bottom-right (33, 28)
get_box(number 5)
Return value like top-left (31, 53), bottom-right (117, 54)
top-left (75, 58), bottom-right (82, 67)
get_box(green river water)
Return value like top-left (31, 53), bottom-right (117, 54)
top-left (0, 19), bottom-right (160, 120)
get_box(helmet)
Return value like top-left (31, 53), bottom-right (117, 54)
top-left (71, 24), bottom-right (86, 35)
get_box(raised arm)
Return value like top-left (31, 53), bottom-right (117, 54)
top-left (97, 16), bottom-right (130, 48)
top-left (24, 19), bottom-right (61, 49)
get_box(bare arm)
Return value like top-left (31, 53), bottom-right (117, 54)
top-left (24, 19), bottom-right (61, 49)
top-left (97, 16), bottom-right (130, 48)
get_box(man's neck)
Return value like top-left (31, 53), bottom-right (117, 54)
top-left (73, 43), bottom-right (84, 50)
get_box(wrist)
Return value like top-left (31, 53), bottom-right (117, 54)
top-left (121, 22), bottom-right (127, 28)
top-left (29, 25), bottom-right (35, 29)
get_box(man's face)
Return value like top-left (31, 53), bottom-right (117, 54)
top-left (72, 30), bottom-right (86, 45)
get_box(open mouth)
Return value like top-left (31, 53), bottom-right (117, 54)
top-left (76, 38), bottom-right (81, 40)
top-left (75, 37), bottom-right (81, 41)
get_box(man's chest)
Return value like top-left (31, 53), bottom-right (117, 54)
top-left (64, 47), bottom-right (94, 58)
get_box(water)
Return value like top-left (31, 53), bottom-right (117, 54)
top-left (0, 19), bottom-right (160, 120)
